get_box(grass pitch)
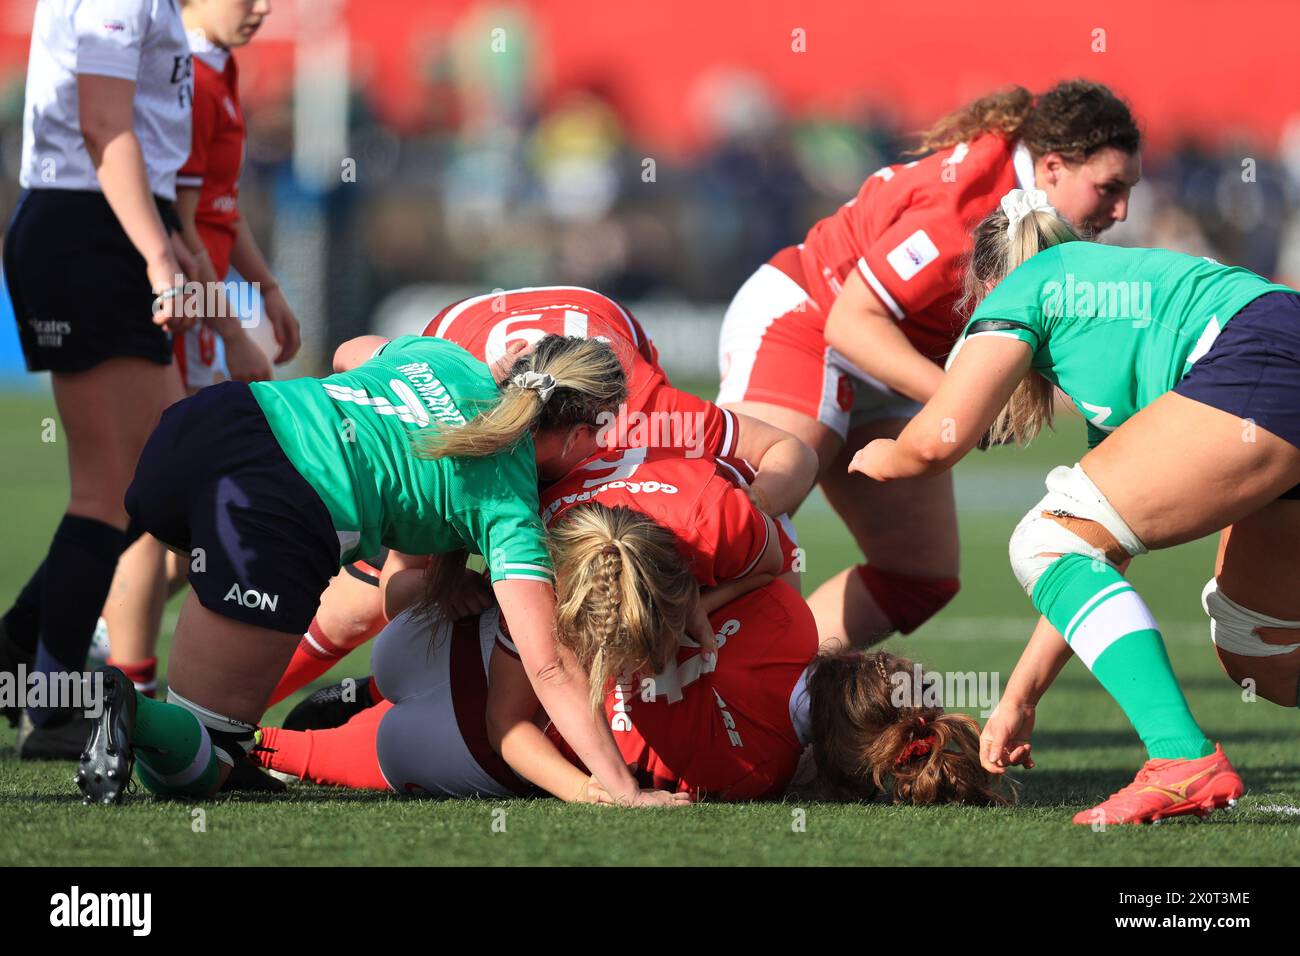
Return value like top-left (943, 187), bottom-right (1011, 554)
top-left (1, 387), bottom-right (1297, 866)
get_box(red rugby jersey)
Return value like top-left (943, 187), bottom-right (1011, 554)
top-left (545, 581), bottom-right (818, 801)
top-left (796, 133), bottom-right (1032, 362)
top-left (176, 33), bottom-right (244, 278)
top-left (424, 286), bottom-right (738, 459)
top-left (539, 446), bottom-right (769, 586)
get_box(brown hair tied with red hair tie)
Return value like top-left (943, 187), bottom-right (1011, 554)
top-left (895, 715), bottom-right (935, 765)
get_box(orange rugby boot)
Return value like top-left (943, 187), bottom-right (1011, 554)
top-left (1072, 743), bottom-right (1244, 826)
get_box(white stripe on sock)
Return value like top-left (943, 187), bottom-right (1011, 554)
top-left (1069, 589), bottom-right (1160, 669)
top-left (302, 631), bottom-right (340, 658)
top-left (1064, 581), bottom-right (1130, 642)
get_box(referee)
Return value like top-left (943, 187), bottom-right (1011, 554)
top-left (0, 0), bottom-right (197, 757)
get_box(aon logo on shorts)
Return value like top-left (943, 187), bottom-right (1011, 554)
top-left (223, 583), bottom-right (279, 613)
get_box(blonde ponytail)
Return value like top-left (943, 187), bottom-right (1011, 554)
top-left (958, 202), bottom-right (1081, 446)
top-left (411, 335), bottom-right (627, 461)
top-left (550, 503), bottom-right (696, 710)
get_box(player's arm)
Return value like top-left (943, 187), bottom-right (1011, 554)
top-left (378, 550), bottom-right (429, 621)
top-left (174, 185), bottom-right (271, 381)
top-left (487, 647), bottom-right (612, 803)
top-left (229, 217), bottom-right (301, 364)
top-left (698, 493), bottom-right (784, 612)
top-left (173, 189), bottom-right (219, 286)
top-left (77, 74), bottom-right (190, 333)
top-left (823, 269), bottom-right (946, 404)
top-left (849, 334), bottom-right (1031, 481)
top-left (333, 335), bottom-right (390, 372)
top-left (700, 573), bottom-right (774, 614)
top-left (488, 579), bottom-right (689, 807)
top-left (730, 413), bottom-right (819, 517)
top-left (979, 615), bottom-right (1073, 774)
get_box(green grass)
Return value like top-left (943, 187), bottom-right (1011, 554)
top-left (1, 387), bottom-right (1297, 866)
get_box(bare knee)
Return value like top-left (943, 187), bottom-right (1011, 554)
top-left (315, 577), bottom-right (386, 648)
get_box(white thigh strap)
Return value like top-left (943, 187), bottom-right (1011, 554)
top-left (1202, 579), bottom-right (1300, 658)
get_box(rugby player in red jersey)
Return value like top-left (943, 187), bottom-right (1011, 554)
top-left (265, 288), bottom-right (816, 706)
top-left (257, 448), bottom-right (1006, 807)
top-left (717, 81), bottom-right (1142, 647)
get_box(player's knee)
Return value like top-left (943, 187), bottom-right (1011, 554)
top-left (1203, 579), bottom-right (1300, 708)
top-left (319, 591), bottom-right (385, 647)
top-left (1008, 464), bottom-right (1144, 598)
top-left (168, 689), bottom-right (259, 765)
top-left (854, 565), bottom-right (960, 635)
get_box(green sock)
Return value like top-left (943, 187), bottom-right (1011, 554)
top-left (132, 693), bottom-right (221, 797)
top-left (1033, 554), bottom-right (1213, 761)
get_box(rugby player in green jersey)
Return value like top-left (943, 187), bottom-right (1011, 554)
top-left (848, 188), bottom-right (1300, 824)
top-left (77, 334), bottom-right (695, 809)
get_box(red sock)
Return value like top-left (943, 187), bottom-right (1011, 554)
top-left (107, 657), bottom-right (158, 698)
top-left (257, 701), bottom-right (393, 790)
top-left (267, 619), bottom-right (347, 706)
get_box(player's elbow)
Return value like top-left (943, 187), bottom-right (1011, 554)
top-left (909, 434), bottom-right (960, 471)
top-left (529, 654), bottom-right (575, 688)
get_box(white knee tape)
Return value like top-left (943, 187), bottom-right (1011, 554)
top-left (1202, 579), bottom-right (1300, 658)
top-left (1008, 464), bottom-right (1147, 598)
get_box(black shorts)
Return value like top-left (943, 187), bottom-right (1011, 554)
top-left (125, 381), bottom-right (340, 634)
top-left (3, 189), bottom-right (179, 373)
top-left (1173, 291), bottom-right (1300, 499)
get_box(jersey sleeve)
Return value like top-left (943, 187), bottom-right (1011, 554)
top-left (959, 247), bottom-right (1066, 354)
top-left (646, 386), bottom-right (738, 459)
top-left (448, 449), bottom-right (554, 585)
top-left (74, 0), bottom-right (150, 80)
top-left (701, 480), bottom-right (770, 584)
top-left (855, 213), bottom-right (961, 320)
top-left (177, 71), bottom-right (218, 190)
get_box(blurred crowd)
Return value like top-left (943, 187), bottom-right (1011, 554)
top-left (2, 16), bottom-right (1299, 339)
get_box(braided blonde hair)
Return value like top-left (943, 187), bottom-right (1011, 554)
top-left (550, 503), bottom-right (697, 710)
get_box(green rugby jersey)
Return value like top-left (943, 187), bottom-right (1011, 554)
top-left (249, 335), bottom-right (552, 582)
top-left (962, 243), bottom-right (1293, 446)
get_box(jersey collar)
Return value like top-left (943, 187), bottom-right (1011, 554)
top-left (187, 28), bottom-right (231, 72)
top-left (1013, 140), bottom-right (1037, 191)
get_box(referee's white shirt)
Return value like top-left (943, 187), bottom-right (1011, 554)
top-left (19, 0), bottom-right (193, 200)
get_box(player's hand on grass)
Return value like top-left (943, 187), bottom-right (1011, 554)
top-left (221, 327), bottom-right (274, 382)
top-left (980, 700), bottom-right (1036, 774)
top-left (260, 285), bottom-right (301, 365)
top-left (577, 775), bottom-right (616, 805)
top-left (847, 438), bottom-right (897, 482)
top-left (624, 788), bottom-right (693, 808)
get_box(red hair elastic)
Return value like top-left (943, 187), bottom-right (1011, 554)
top-left (895, 737), bottom-right (935, 764)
